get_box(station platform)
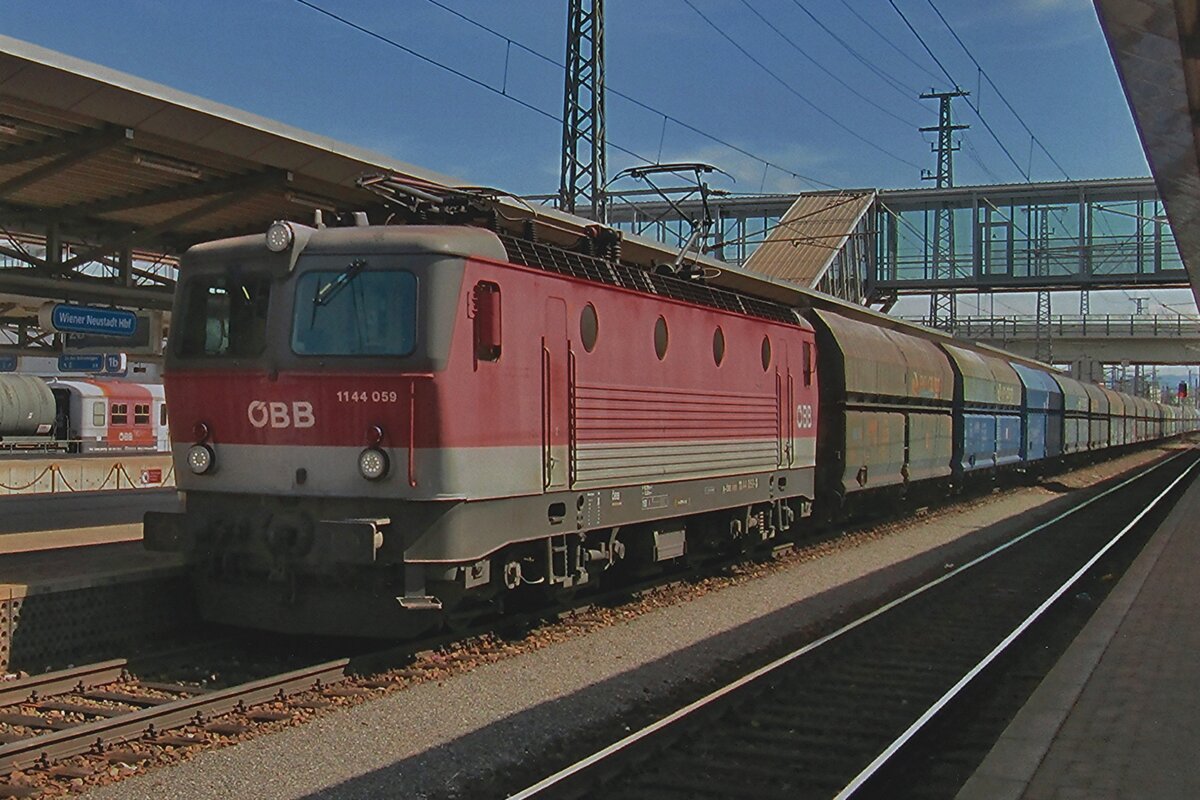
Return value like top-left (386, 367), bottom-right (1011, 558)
top-left (0, 487), bottom-right (180, 552)
top-left (958, 465), bottom-right (1200, 799)
top-left (0, 541), bottom-right (188, 674)
top-left (0, 488), bottom-right (187, 673)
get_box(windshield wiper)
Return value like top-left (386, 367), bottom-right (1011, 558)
top-left (313, 259), bottom-right (367, 307)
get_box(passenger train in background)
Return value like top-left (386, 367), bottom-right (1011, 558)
top-left (143, 214), bottom-right (1199, 638)
top-left (0, 374), bottom-right (167, 453)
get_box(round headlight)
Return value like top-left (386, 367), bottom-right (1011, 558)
top-left (358, 447), bottom-right (389, 481)
top-left (187, 443), bottom-right (215, 475)
top-left (265, 221), bottom-right (294, 253)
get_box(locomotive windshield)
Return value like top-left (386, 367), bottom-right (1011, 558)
top-left (177, 272), bottom-right (272, 358)
top-left (292, 266), bottom-right (417, 356)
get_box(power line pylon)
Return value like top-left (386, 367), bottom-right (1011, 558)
top-left (559, 0), bottom-right (606, 221)
top-left (1032, 206), bottom-right (1065, 363)
top-left (920, 89), bottom-right (968, 331)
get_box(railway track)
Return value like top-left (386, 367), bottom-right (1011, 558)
top-left (0, 656), bottom-right (353, 796)
top-left (505, 447), bottom-right (1199, 800)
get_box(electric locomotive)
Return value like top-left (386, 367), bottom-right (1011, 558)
top-left (146, 220), bottom-right (820, 636)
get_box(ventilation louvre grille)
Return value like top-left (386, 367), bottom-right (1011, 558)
top-left (498, 234), bottom-right (797, 325)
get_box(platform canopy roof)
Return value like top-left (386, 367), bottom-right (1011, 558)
top-left (0, 33), bottom-right (462, 310)
top-left (1094, 0), bottom-right (1200, 309)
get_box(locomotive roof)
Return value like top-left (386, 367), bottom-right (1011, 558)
top-left (44, 377), bottom-right (162, 400)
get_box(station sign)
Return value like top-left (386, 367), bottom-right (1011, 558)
top-left (58, 354), bottom-right (105, 373)
top-left (56, 353), bottom-right (127, 374)
top-left (60, 309), bottom-right (164, 356)
top-left (40, 303), bottom-right (138, 338)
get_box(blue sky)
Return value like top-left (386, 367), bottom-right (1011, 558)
top-left (9, 0), bottom-right (1185, 319)
top-left (3, 0), bottom-right (1148, 196)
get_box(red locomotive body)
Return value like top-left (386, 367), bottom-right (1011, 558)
top-left (148, 224), bottom-right (818, 636)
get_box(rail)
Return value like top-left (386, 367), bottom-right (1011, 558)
top-left (836, 449), bottom-right (1199, 797)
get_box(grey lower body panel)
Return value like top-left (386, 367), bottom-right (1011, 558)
top-left (146, 466), bottom-right (815, 636)
top-left (146, 466), bottom-right (816, 566)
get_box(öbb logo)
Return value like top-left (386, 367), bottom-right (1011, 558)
top-left (247, 401), bottom-right (315, 429)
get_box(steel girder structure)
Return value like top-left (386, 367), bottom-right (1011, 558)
top-left (919, 89), bottom-right (969, 331)
top-left (558, 0), bottom-right (606, 221)
top-left (0, 33), bottom-right (430, 321)
top-left (0, 116), bottom-right (310, 312)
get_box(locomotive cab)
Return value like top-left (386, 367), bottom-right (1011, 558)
top-left (148, 223), bottom-right (516, 636)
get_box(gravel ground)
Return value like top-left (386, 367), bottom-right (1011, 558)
top-left (80, 446), bottom-right (1180, 800)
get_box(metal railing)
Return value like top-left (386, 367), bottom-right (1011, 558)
top-left (901, 314), bottom-right (1200, 339)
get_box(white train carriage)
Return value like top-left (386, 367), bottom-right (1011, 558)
top-left (46, 378), bottom-right (167, 453)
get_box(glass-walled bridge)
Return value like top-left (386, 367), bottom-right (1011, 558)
top-left (873, 178), bottom-right (1187, 312)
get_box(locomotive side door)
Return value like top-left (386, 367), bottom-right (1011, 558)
top-left (542, 297), bottom-right (569, 490)
top-left (786, 348), bottom-right (796, 468)
top-left (775, 340), bottom-right (792, 468)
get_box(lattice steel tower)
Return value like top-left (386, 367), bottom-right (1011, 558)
top-left (559, 0), bottom-right (606, 221)
top-left (1032, 206), bottom-right (1066, 362)
top-left (920, 89), bottom-right (968, 330)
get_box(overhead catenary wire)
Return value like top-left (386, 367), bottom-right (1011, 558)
top-left (787, 0), bottom-right (928, 108)
top-left (680, 0), bottom-right (924, 171)
top-left (887, 0), bottom-right (1032, 182)
top-left (963, 137), bottom-right (1003, 184)
top-left (296, 0), bottom-right (839, 191)
top-left (836, 0), bottom-right (944, 87)
top-left (419, 0), bottom-right (839, 188)
top-left (291, 0), bottom-right (654, 168)
top-left (737, 0), bottom-right (925, 129)
top-left (925, 0), bottom-right (1073, 182)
